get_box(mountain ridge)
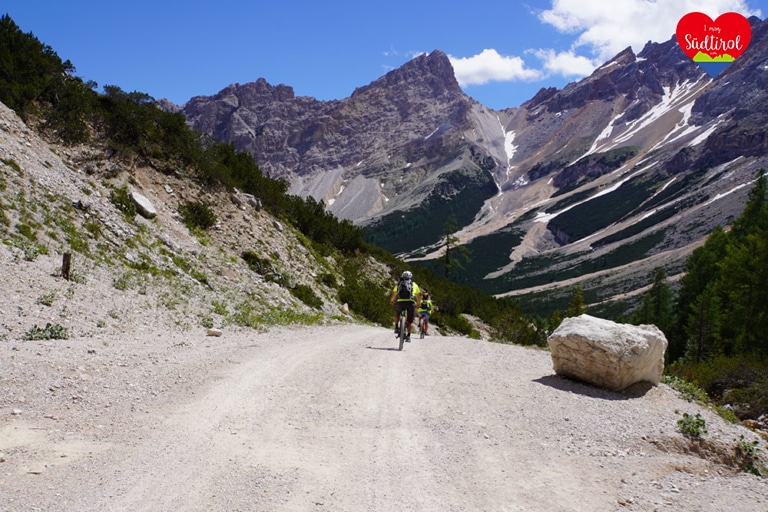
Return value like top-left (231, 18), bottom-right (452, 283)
top-left (168, 16), bottom-right (768, 315)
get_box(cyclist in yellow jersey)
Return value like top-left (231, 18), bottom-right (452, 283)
top-left (390, 271), bottom-right (421, 342)
top-left (417, 290), bottom-right (434, 336)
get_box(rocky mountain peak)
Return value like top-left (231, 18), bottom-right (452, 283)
top-left (351, 49), bottom-right (462, 99)
top-left (535, 35), bottom-right (701, 117)
top-left (219, 78), bottom-right (297, 103)
top-left (176, 47), bottom-right (477, 213)
top-left (183, 78), bottom-right (300, 118)
top-left (606, 46), bottom-right (636, 66)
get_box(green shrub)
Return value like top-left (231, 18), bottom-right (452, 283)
top-left (241, 250), bottom-right (283, 283)
top-left (179, 201), bottom-right (217, 231)
top-left (338, 277), bottom-right (391, 326)
top-left (64, 223), bottom-right (90, 254)
top-left (735, 435), bottom-right (766, 476)
top-left (677, 412), bottom-right (707, 438)
top-left (84, 220), bottom-right (102, 238)
top-left (171, 255), bottom-right (209, 286)
top-left (35, 292), bottom-right (55, 306)
top-left (2, 158), bottom-right (21, 173)
top-left (290, 284), bottom-right (323, 309)
top-left (22, 323), bottom-right (69, 340)
top-left (447, 314), bottom-right (475, 336)
top-left (230, 296), bottom-right (323, 328)
top-left (666, 356), bottom-right (768, 419)
top-left (109, 186), bottom-right (136, 219)
top-left (8, 238), bottom-right (48, 261)
top-left (319, 272), bottom-right (338, 288)
top-left (112, 270), bottom-right (145, 291)
top-left (15, 223), bottom-right (36, 241)
top-left (211, 300), bottom-right (228, 316)
top-left (242, 250), bottom-right (269, 273)
top-left (662, 375), bottom-right (711, 404)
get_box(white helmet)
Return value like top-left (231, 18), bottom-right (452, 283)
top-left (401, 270), bottom-right (412, 279)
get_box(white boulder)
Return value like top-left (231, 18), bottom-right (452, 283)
top-left (129, 189), bottom-right (157, 219)
top-left (547, 314), bottom-right (667, 391)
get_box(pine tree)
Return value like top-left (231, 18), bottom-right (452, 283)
top-left (729, 169), bottom-right (767, 242)
top-left (632, 268), bottom-right (673, 335)
top-left (549, 309), bottom-right (563, 332)
top-left (685, 286), bottom-right (722, 362)
top-left (715, 170), bottom-right (768, 356)
top-left (669, 226), bottom-right (728, 362)
top-left (442, 215), bottom-right (470, 281)
top-left (566, 284), bottom-right (586, 317)
top-left (717, 233), bottom-right (768, 356)
top-left (673, 169), bottom-right (768, 361)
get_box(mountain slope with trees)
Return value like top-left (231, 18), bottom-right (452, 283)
top-left (620, 170), bottom-right (768, 422)
top-left (173, 17), bottom-right (768, 326)
top-left (0, 14), bottom-right (539, 345)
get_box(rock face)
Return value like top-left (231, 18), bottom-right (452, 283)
top-left (175, 50), bottom-right (498, 230)
top-left (547, 315), bottom-right (667, 392)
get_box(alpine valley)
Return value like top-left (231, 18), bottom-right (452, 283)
top-left (164, 16), bottom-right (768, 317)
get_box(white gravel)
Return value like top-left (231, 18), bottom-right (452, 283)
top-left (2, 323), bottom-right (767, 512)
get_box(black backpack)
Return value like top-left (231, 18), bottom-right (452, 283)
top-left (397, 277), bottom-right (413, 300)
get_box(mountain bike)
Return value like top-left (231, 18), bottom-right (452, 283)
top-left (397, 314), bottom-right (407, 351)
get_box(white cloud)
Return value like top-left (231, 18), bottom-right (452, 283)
top-left (533, 49), bottom-right (598, 77)
top-left (449, 49), bottom-right (542, 86)
top-left (539, 0), bottom-right (762, 62)
top-left (445, 0), bottom-right (762, 89)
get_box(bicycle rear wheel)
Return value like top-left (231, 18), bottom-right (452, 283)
top-left (419, 318), bottom-right (425, 339)
top-left (398, 316), bottom-right (406, 351)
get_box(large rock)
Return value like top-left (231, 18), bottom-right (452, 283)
top-left (129, 189), bottom-right (157, 219)
top-left (547, 314), bottom-right (667, 391)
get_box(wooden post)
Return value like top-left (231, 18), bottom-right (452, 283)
top-left (62, 253), bottom-right (71, 281)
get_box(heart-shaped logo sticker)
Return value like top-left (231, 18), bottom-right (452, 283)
top-left (676, 12), bottom-right (752, 77)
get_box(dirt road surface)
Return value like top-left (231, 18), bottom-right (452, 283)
top-left (2, 324), bottom-right (767, 511)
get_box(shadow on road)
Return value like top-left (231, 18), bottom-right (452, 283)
top-left (533, 374), bottom-right (654, 401)
top-left (366, 346), bottom-right (404, 351)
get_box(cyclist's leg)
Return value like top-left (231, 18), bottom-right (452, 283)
top-left (393, 303), bottom-right (398, 332)
top-left (406, 303), bottom-right (416, 334)
top-left (394, 302), bottom-right (405, 333)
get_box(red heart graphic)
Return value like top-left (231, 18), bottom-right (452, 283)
top-left (676, 12), bottom-right (751, 61)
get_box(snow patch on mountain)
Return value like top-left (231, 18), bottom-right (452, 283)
top-left (686, 123), bottom-right (724, 147)
top-left (612, 82), bottom-right (698, 145)
top-left (704, 181), bottom-right (753, 206)
top-left (587, 120), bottom-right (617, 155)
top-left (586, 79), bottom-right (707, 159)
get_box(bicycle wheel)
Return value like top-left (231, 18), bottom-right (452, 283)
top-left (398, 315), bottom-right (406, 351)
top-left (419, 318), bottom-right (425, 339)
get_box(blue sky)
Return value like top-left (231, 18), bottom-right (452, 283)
top-left (4, 1), bottom-right (763, 110)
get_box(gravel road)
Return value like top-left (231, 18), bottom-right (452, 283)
top-left (2, 324), bottom-right (767, 511)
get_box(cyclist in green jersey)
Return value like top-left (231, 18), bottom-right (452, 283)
top-left (417, 290), bottom-right (434, 336)
top-left (390, 271), bottom-right (421, 342)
